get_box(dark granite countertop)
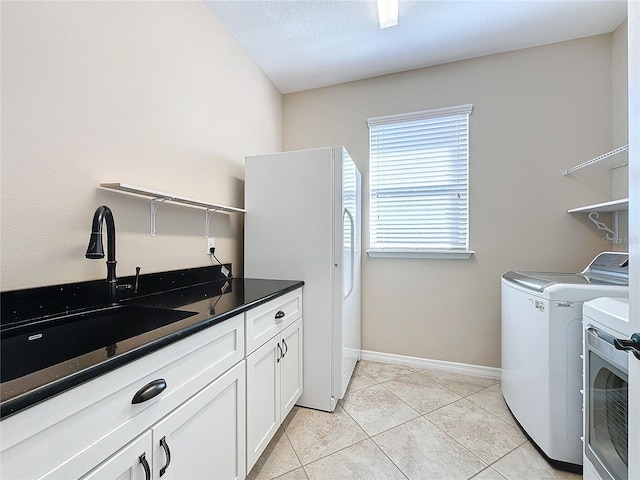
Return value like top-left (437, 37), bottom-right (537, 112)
top-left (0, 270), bottom-right (303, 419)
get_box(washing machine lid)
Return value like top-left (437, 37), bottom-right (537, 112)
top-left (503, 252), bottom-right (629, 293)
top-left (502, 271), bottom-right (604, 292)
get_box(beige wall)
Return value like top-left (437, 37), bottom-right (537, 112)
top-left (283, 35), bottom-right (619, 367)
top-left (0, 1), bottom-right (282, 290)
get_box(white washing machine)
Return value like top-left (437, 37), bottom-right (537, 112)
top-left (501, 252), bottom-right (629, 470)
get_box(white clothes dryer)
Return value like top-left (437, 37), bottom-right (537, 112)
top-left (501, 252), bottom-right (628, 471)
top-left (583, 297), bottom-right (631, 480)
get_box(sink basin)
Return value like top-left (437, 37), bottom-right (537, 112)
top-left (0, 305), bottom-right (197, 382)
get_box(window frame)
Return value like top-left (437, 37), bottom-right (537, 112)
top-left (367, 104), bottom-right (474, 259)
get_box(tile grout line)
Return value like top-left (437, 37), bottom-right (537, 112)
top-left (347, 369), bottom-right (491, 479)
top-left (337, 374), bottom-right (418, 480)
top-left (281, 424), bottom-right (305, 478)
top-left (358, 364), bottom-right (517, 478)
top-left (419, 412), bottom-right (491, 472)
top-left (462, 385), bottom-right (524, 430)
top-left (416, 405), bottom-right (529, 479)
top-left (257, 362), bottom-right (531, 480)
top-left (329, 387), bottom-right (412, 480)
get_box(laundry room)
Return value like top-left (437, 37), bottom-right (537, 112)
top-left (1, 2), bottom-right (638, 480)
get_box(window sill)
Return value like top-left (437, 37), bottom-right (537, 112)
top-left (366, 249), bottom-right (475, 259)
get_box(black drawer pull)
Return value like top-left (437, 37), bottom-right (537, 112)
top-left (132, 379), bottom-right (167, 404)
top-left (159, 436), bottom-right (172, 476)
top-left (139, 453), bottom-right (151, 480)
top-left (275, 310), bottom-right (285, 323)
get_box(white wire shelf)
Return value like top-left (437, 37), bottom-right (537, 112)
top-left (561, 145), bottom-right (629, 175)
top-left (100, 183), bottom-right (245, 236)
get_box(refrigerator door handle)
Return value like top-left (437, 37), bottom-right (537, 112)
top-left (343, 207), bottom-right (355, 300)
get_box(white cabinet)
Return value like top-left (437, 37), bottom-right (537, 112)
top-left (246, 334), bottom-right (280, 465)
top-left (245, 289), bottom-right (302, 355)
top-left (0, 287), bottom-right (303, 480)
top-left (79, 355), bottom-right (245, 480)
top-left (245, 288), bottom-right (303, 473)
top-left (80, 432), bottom-right (152, 480)
top-left (1, 314), bottom-right (245, 480)
top-left (149, 362), bottom-right (245, 480)
top-left (279, 319), bottom-right (303, 416)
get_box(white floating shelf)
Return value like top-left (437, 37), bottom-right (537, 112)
top-left (100, 183), bottom-right (245, 213)
top-left (100, 183), bottom-right (245, 236)
top-left (567, 198), bottom-right (629, 214)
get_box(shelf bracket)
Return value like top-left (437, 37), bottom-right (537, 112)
top-left (150, 197), bottom-right (171, 237)
top-left (588, 211), bottom-right (619, 243)
top-left (204, 208), bottom-right (220, 238)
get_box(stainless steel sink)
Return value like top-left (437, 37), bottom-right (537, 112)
top-left (0, 305), bottom-right (197, 382)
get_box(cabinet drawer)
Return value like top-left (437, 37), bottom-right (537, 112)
top-left (245, 288), bottom-right (302, 355)
top-left (0, 314), bottom-right (244, 480)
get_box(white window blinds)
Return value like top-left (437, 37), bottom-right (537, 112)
top-left (368, 104), bottom-right (472, 253)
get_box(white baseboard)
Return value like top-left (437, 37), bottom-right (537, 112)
top-left (359, 349), bottom-right (501, 380)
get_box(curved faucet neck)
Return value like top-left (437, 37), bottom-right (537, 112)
top-left (90, 206), bottom-right (116, 268)
top-left (88, 206), bottom-right (117, 300)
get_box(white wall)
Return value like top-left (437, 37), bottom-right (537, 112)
top-left (283, 35), bottom-right (618, 367)
top-left (611, 20), bottom-right (630, 252)
top-left (0, 1), bottom-right (282, 290)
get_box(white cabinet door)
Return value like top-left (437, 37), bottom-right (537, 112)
top-left (246, 318), bottom-right (304, 473)
top-left (81, 433), bottom-right (153, 480)
top-left (150, 362), bottom-right (246, 480)
top-left (245, 336), bottom-right (280, 471)
top-left (280, 318), bottom-right (303, 419)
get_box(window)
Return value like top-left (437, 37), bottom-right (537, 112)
top-left (368, 104), bottom-right (473, 258)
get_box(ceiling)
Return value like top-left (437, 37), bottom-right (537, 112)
top-left (205, 0), bottom-right (627, 94)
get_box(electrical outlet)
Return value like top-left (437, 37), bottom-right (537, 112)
top-left (206, 237), bottom-right (215, 255)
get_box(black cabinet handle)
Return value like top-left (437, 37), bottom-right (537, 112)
top-left (277, 342), bottom-right (282, 363)
top-left (614, 333), bottom-right (640, 360)
top-left (275, 310), bottom-right (285, 322)
top-left (159, 436), bottom-right (172, 477)
top-left (282, 338), bottom-right (288, 358)
top-left (132, 379), bottom-right (167, 404)
top-left (139, 453), bottom-right (151, 480)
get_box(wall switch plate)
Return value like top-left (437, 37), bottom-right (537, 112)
top-left (206, 237), bottom-right (215, 255)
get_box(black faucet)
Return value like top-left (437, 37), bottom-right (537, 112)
top-left (85, 205), bottom-right (118, 302)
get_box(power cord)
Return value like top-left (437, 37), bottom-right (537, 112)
top-left (209, 247), bottom-right (231, 278)
top-left (209, 247), bottom-right (223, 266)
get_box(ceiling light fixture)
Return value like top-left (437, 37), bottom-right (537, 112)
top-left (377, 0), bottom-right (398, 29)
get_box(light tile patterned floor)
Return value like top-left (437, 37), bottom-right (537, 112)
top-left (247, 360), bottom-right (583, 480)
